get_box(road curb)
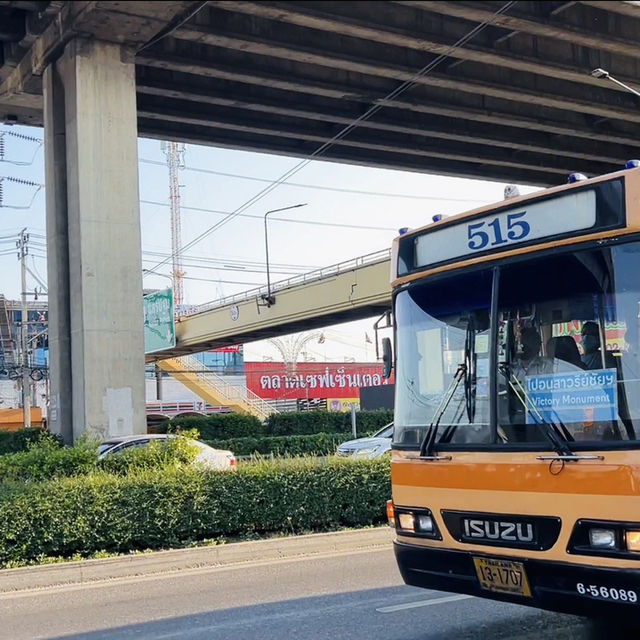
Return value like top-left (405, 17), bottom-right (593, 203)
top-left (0, 527), bottom-right (394, 593)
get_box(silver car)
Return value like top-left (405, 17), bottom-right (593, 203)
top-left (336, 423), bottom-right (393, 459)
top-left (98, 434), bottom-right (236, 470)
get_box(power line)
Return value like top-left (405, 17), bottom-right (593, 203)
top-left (181, 274), bottom-right (264, 286)
top-left (141, 249), bottom-right (319, 271)
top-left (138, 1), bottom-right (209, 52)
top-left (142, 248), bottom-right (316, 268)
top-left (139, 159), bottom-right (488, 203)
top-left (150, 0), bottom-right (517, 272)
top-left (142, 260), bottom-right (312, 276)
top-left (141, 199), bottom-right (400, 231)
top-left (141, 258), bottom-right (311, 277)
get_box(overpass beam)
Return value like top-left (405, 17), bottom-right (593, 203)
top-left (44, 39), bottom-right (145, 443)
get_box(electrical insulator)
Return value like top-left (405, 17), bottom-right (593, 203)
top-left (4, 130), bottom-right (42, 144)
top-left (5, 176), bottom-right (41, 188)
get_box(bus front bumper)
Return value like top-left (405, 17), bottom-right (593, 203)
top-left (395, 540), bottom-right (640, 618)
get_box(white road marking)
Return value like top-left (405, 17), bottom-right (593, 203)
top-left (376, 594), bottom-right (473, 612)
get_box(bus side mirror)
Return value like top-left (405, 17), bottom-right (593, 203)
top-left (382, 337), bottom-right (393, 379)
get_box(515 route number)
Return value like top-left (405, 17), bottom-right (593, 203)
top-left (467, 212), bottom-right (530, 251)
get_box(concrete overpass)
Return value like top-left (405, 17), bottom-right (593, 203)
top-left (2, 2), bottom-right (640, 185)
top-left (1, 1), bottom-right (638, 441)
top-left (147, 250), bottom-right (392, 361)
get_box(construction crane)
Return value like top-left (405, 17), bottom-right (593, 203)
top-left (161, 141), bottom-right (186, 307)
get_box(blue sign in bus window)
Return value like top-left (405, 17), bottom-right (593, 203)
top-left (525, 369), bottom-right (617, 425)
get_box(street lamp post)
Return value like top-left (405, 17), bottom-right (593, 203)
top-left (260, 203), bottom-right (307, 308)
top-left (590, 68), bottom-right (640, 99)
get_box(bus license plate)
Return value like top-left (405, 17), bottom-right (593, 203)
top-left (473, 557), bottom-right (532, 597)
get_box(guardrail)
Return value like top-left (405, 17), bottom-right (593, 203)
top-left (176, 248), bottom-right (391, 318)
top-left (145, 401), bottom-right (230, 414)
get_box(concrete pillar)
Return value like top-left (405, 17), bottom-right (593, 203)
top-left (43, 54), bottom-right (72, 444)
top-left (44, 39), bottom-right (146, 442)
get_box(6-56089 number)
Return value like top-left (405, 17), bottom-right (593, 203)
top-left (576, 583), bottom-right (638, 603)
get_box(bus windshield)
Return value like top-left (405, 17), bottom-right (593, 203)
top-left (394, 240), bottom-right (640, 449)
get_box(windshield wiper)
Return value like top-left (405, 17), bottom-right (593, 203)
top-left (530, 413), bottom-right (574, 458)
top-left (419, 364), bottom-right (465, 458)
top-left (430, 321), bottom-right (477, 449)
top-left (464, 319), bottom-right (476, 423)
top-left (500, 364), bottom-right (575, 458)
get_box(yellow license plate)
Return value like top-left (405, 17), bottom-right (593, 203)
top-left (473, 557), bottom-right (532, 597)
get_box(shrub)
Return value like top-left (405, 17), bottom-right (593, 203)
top-left (0, 457), bottom-right (391, 566)
top-left (0, 431), bottom-right (203, 485)
top-left (98, 433), bottom-right (200, 475)
top-left (0, 436), bottom-right (98, 484)
top-left (264, 410), bottom-right (393, 436)
top-left (161, 413), bottom-right (263, 439)
top-left (203, 432), bottom-right (347, 457)
top-left (0, 428), bottom-right (62, 456)
top-left (158, 410), bottom-right (393, 440)
top-left (355, 410), bottom-right (394, 433)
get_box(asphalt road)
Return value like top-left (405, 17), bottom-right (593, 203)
top-left (0, 546), bottom-right (627, 640)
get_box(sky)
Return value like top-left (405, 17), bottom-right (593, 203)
top-left (0, 125), bottom-right (541, 363)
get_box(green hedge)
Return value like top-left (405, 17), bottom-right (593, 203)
top-left (0, 428), bottom-right (61, 456)
top-left (0, 457), bottom-right (391, 566)
top-left (98, 435), bottom-right (199, 475)
top-left (204, 432), bottom-right (348, 457)
top-left (264, 410), bottom-right (393, 436)
top-left (155, 410), bottom-right (393, 439)
top-left (159, 413), bottom-right (263, 439)
top-left (0, 438), bottom-right (97, 484)
top-left (0, 432), bottom-right (201, 484)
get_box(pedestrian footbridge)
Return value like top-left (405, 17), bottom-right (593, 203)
top-left (157, 355), bottom-right (276, 421)
top-left (147, 250), bottom-right (392, 363)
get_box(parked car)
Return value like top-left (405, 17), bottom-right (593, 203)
top-left (336, 423), bottom-right (393, 459)
top-left (98, 434), bottom-right (236, 470)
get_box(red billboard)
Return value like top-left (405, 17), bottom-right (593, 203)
top-left (245, 362), bottom-right (394, 400)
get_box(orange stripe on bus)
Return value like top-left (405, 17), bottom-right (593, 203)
top-left (391, 458), bottom-right (640, 496)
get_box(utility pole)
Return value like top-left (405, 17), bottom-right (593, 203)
top-left (17, 228), bottom-right (30, 428)
top-left (161, 141), bottom-right (186, 308)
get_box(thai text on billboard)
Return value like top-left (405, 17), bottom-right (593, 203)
top-left (245, 362), bottom-right (394, 400)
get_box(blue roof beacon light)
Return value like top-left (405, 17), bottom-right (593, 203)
top-left (432, 215), bottom-right (444, 223)
top-left (568, 173), bottom-right (588, 184)
top-left (398, 227), bottom-right (410, 235)
top-left (625, 160), bottom-right (640, 169)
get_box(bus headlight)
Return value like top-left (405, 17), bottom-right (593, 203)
top-left (589, 528), bottom-right (617, 549)
top-left (398, 512), bottom-right (415, 532)
top-left (568, 519), bottom-right (640, 558)
top-left (626, 531), bottom-right (640, 552)
top-left (417, 514), bottom-right (435, 534)
top-left (394, 507), bottom-right (441, 539)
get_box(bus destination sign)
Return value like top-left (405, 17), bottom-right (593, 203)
top-left (414, 190), bottom-right (597, 269)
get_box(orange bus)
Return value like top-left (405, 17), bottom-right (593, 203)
top-left (385, 162), bottom-right (640, 618)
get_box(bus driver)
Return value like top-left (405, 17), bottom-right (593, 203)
top-left (581, 321), bottom-right (617, 370)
